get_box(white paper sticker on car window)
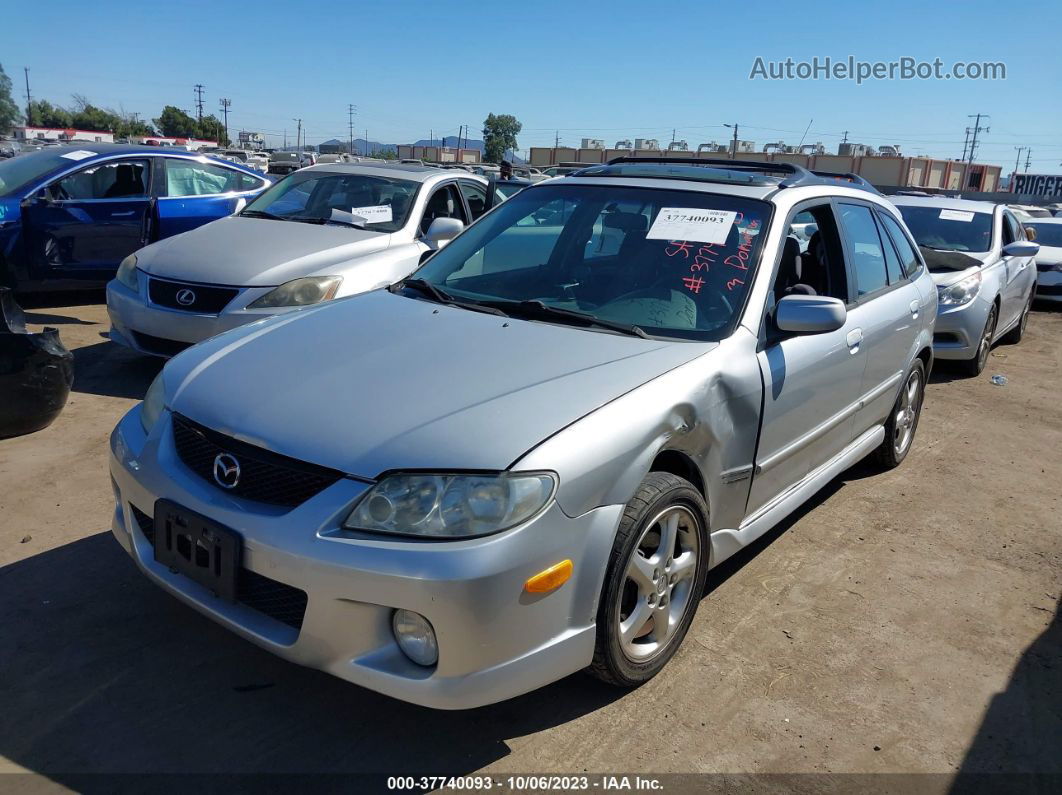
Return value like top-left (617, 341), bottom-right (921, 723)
top-left (61, 150), bottom-right (97, 161)
top-left (939, 209), bottom-right (975, 222)
top-left (351, 204), bottom-right (393, 224)
top-left (646, 208), bottom-right (737, 244)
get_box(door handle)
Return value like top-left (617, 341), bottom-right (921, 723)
top-left (846, 328), bottom-right (863, 353)
top-left (909, 299), bottom-right (920, 318)
top-left (111, 210), bottom-right (136, 217)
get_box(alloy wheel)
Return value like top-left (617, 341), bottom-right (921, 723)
top-left (894, 368), bottom-right (922, 457)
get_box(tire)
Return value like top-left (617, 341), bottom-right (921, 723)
top-left (1001, 292), bottom-right (1033, 345)
top-left (588, 472), bottom-right (709, 687)
top-left (962, 303), bottom-right (997, 377)
top-left (874, 359), bottom-right (925, 469)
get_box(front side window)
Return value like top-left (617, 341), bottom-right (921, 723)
top-left (49, 159), bottom-right (150, 200)
top-left (165, 159), bottom-right (243, 196)
top-left (241, 171), bottom-right (419, 233)
top-left (411, 184), bottom-right (770, 341)
top-left (896, 205), bottom-right (993, 253)
top-left (458, 180), bottom-right (488, 220)
top-left (838, 204), bottom-right (888, 297)
top-left (1001, 211), bottom-right (1022, 246)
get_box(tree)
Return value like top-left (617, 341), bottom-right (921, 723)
top-left (69, 102), bottom-right (119, 133)
top-left (0, 63), bottom-right (20, 133)
top-left (378, 149), bottom-right (398, 160)
top-left (481, 113), bottom-right (522, 164)
top-left (27, 100), bottom-right (71, 129)
top-left (197, 114), bottom-right (229, 146)
top-left (154, 105), bottom-right (199, 138)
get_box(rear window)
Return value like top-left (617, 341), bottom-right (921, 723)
top-left (896, 205), bottom-right (993, 253)
top-left (1026, 223), bottom-right (1062, 248)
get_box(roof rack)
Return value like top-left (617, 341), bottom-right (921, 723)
top-left (595, 156), bottom-right (881, 193)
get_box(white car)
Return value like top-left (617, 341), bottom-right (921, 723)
top-left (106, 164), bottom-right (490, 356)
top-left (1023, 217), bottom-right (1062, 303)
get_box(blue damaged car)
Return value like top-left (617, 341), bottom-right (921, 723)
top-left (0, 144), bottom-right (270, 291)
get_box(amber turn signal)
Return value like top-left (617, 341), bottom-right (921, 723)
top-left (524, 559), bottom-right (573, 593)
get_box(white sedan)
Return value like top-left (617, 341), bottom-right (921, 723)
top-left (106, 163), bottom-right (489, 356)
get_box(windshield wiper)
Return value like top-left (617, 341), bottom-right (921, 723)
top-left (239, 209), bottom-right (285, 221)
top-left (393, 279), bottom-right (508, 317)
top-left (479, 299), bottom-right (649, 338)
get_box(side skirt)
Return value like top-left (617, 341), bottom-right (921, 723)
top-left (709, 424), bottom-right (885, 569)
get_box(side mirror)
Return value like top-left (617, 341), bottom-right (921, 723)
top-left (1002, 240), bottom-right (1039, 258)
top-left (422, 217), bottom-right (464, 249)
top-left (775, 295), bottom-right (847, 334)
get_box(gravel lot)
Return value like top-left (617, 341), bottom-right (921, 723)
top-left (1, 294), bottom-right (1059, 786)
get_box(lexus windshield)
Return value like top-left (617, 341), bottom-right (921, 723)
top-left (410, 184), bottom-right (770, 341)
top-left (896, 205), bottom-right (993, 253)
top-left (241, 171), bottom-right (418, 233)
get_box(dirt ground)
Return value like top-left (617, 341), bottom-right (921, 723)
top-left (0, 293), bottom-right (1059, 788)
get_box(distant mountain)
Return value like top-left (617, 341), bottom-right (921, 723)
top-left (410, 137), bottom-right (485, 151)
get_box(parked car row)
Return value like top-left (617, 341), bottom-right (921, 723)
top-left (100, 155), bottom-right (1043, 710)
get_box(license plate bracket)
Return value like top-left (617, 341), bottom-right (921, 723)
top-left (154, 499), bottom-right (241, 602)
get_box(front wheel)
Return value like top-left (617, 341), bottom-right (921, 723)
top-left (962, 304), bottom-right (997, 377)
top-left (588, 472), bottom-right (709, 687)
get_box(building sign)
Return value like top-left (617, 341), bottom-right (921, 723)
top-left (1011, 173), bottom-right (1062, 197)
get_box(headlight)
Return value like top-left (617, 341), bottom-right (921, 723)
top-left (140, 372), bottom-right (166, 434)
top-left (344, 472), bottom-right (556, 539)
top-left (937, 272), bottom-right (982, 306)
top-left (116, 254), bottom-right (139, 292)
top-left (247, 276), bottom-right (342, 308)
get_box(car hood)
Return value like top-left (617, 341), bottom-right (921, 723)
top-left (136, 216), bottom-right (392, 286)
top-left (164, 290), bottom-right (714, 477)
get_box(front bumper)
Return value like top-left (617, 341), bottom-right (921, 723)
top-left (1036, 269), bottom-right (1062, 303)
top-left (109, 407), bottom-right (621, 709)
top-left (930, 294), bottom-right (993, 360)
top-left (106, 279), bottom-right (289, 357)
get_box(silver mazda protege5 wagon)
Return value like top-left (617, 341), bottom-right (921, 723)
top-left (108, 158), bottom-right (936, 708)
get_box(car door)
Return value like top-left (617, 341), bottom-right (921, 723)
top-left (155, 157), bottom-right (267, 238)
top-left (836, 203), bottom-right (924, 435)
top-left (20, 157), bottom-right (154, 283)
top-left (999, 210), bottom-right (1035, 326)
top-left (747, 200), bottom-right (867, 517)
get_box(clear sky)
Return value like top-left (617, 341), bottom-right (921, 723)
top-left (5, 0), bottom-right (1061, 171)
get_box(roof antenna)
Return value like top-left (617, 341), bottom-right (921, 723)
top-left (797, 119), bottom-right (813, 149)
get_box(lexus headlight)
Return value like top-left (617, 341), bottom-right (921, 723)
top-left (140, 372), bottom-right (165, 434)
top-left (937, 272), bottom-right (982, 306)
top-left (116, 254), bottom-right (139, 292)
top-left (247, 276), bottom-right (342, 308)
top-left (344, 472), bottom-right (556, 539)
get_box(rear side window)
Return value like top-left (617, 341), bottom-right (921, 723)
top-left (878, 212), bottom-right (923, 279)
top-left (165, 159), bottom-right (243, 196)
top-left (838, 204), bottom-right (888, 297)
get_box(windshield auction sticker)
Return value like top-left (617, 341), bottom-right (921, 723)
top-left (61, 150), bottom-right (98, 161)
top-left (939, 209), bottom-right (975, 222)
top-left (351, 205), bottom-right (393, 224)
top-left (647, 208), bottom-right (737, 244)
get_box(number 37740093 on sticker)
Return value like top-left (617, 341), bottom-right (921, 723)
top-left (646, 208), bottom-right (737, 245)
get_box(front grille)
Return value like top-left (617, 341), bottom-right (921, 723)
top-left (1037, 284), bottom-right (1062, 297)
top-left (171, 414), bottom-right (343, 507)
top-left (131, 331), bottom-right (193, 357)
top-left (130, 502), bottom-right (308, 630)
top-left (148, 277), bottom-right (239, 314)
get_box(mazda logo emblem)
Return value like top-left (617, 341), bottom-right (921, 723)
top-left (212, 453), bottom-right (241, 489)
top-left (176, 288), bottom-right (197, 306)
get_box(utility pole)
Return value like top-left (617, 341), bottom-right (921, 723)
top-left (724, 123), bottom-right (739, 159)
top-left (966, 113), bottom-right (989, 166)
top-left (1014, 146), bottom-right (1025, 179)
top-left (961, 127), bottom-right (971, 161)
top-left (554, 130), bottom-right (560, 148)
top-left (1024, 149), bottom-right (1032, 172)
top-left (23, 67), bottom-right (32, 126)
top-left (219, 98), bottom-right (231, 142)
top-left (283, 129), bottom-right (287, 149)
top-left (292, 118), bottom-right (302, 151)
top-left (841, 130), bottom-right (849, 144)
top-left (348, 104), bottom-right (356, 154)
top-left (194, 84), bottom-right (205, 122)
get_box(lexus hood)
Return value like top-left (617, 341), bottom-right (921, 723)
top-left (135, 216), bottom-right (392, 286)
top-left (162, 290), bottom-right (714, 477)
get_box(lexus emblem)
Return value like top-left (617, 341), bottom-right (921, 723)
top-left (176, 288), bottom-right (197, 306)
top-left (212, 453), bottom-right (241, 489)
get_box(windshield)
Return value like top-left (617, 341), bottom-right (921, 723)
top-left (1026, 223), bottom-right (1062, 248)
top-left (0, 150), bottom-right (76, 197)
top-left (241, 170), bottom-right (418, 233)
top-left (410, 183), bottom-right (770, 341)
top-left (896, 205), bottom-right (993, 253)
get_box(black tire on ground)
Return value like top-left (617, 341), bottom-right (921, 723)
top-left (874, 358), bottom-right (926, 470)
top-left (962, 304), bottom-right (997, 377)
top-left (588, 472), bottom-right (709, 688)
top-left (1001, 292), bottom-right (1034, 345)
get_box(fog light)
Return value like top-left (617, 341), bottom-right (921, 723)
top-left (392, 609), bottom-right (438, 666)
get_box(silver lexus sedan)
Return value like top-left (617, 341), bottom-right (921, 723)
top-left (109, 159), bottom-right (935, 708)
top-left (890, 196), bottom-right (1039, 375)
top-left (106, 163), bottom-right (489, 356)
